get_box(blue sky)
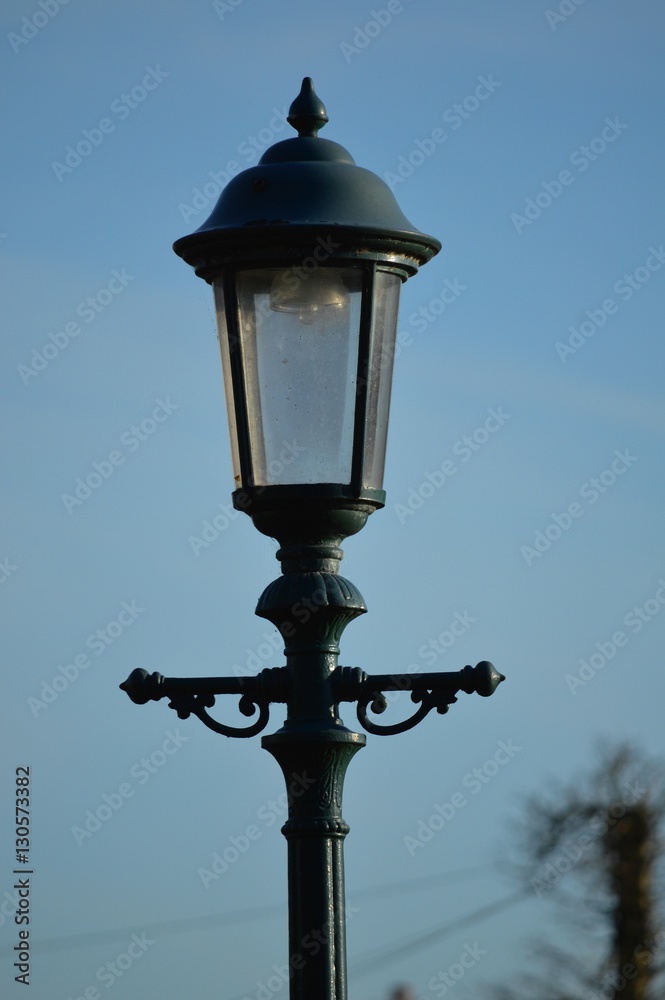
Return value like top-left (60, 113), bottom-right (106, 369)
top-left (2, 1), bottom-right (664, 998)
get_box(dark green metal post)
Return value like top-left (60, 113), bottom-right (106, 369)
top-left (262, 732), bottom-right (362, 997)
top-left (253, 502), bottom-right (371, 998)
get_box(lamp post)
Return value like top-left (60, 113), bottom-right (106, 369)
top-left (120, 78), bottom-right (505, 1000)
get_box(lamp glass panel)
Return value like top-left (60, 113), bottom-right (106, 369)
top-left (362, 270), bottom-right (402, 489)
top-left (212, 280), bottom-right (242, 488)
top-left (235, 267), bottom-right (362, 486)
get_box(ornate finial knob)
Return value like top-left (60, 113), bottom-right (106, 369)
top-left (119, 668), bottom-right (164, 704)
top-left (467, 661), bottom-right (506, 697)
top-left (287, 77), bottom-right (329, 138)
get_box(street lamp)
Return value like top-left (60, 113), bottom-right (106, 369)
top-left (121, 78), bottom-right (505, 999)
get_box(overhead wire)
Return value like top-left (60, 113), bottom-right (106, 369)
top-left (225, 885), bottom-right (531, 1000)
top-left (349, 887), bottom-right (531, 977)
top-left (0, 862), bottom-right (498, 955)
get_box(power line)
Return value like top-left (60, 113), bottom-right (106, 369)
top-left (0, 863), bottom-right (496, 955)
top-left (1, 901), bottom-right (285, 956)
top-left (226, 886), bottom-right (530, 1000)
top-left (349, 862), bottom-right (496, 903)
top-left (349, 888), bottom-right (531, 977)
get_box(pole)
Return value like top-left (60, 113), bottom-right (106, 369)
top-left (257, 526), bottom-right (367, 1000)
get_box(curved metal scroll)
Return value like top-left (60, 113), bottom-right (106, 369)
top-left (119, 667), bottom-right (284, 739)
top-left (168, 690), bottom-right (271, 739)
top-left (356, 688), bottom-right (453, 736)
top-left (338, 661), bottom-right (505, 736)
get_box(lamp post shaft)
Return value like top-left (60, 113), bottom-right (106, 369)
top-left (263, 731), bottom-right (362, 999)
top-left (256, 518), bottom-right (370, 1000)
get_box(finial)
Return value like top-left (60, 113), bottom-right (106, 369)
top-left (287, 77), bottom-right (329, 138)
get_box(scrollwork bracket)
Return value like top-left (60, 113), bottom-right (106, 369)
top-left (333, 661), bottom-right (505, 736)
top-left (119, 666), bottom-right (290, 739)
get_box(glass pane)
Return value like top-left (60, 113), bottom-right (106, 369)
top-left (212, 280), bottom-right (242, 489)
top-left (363, 271), bottom-right (402, 489)
top-left (236, 267), bottom-right (362, 486)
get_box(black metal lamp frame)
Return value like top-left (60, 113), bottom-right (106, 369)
top-left (221, 256), bottom-right (409, 499)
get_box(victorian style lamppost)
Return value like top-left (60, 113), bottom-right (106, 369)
top-left (121, 78), bottom-right (504, 1000)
